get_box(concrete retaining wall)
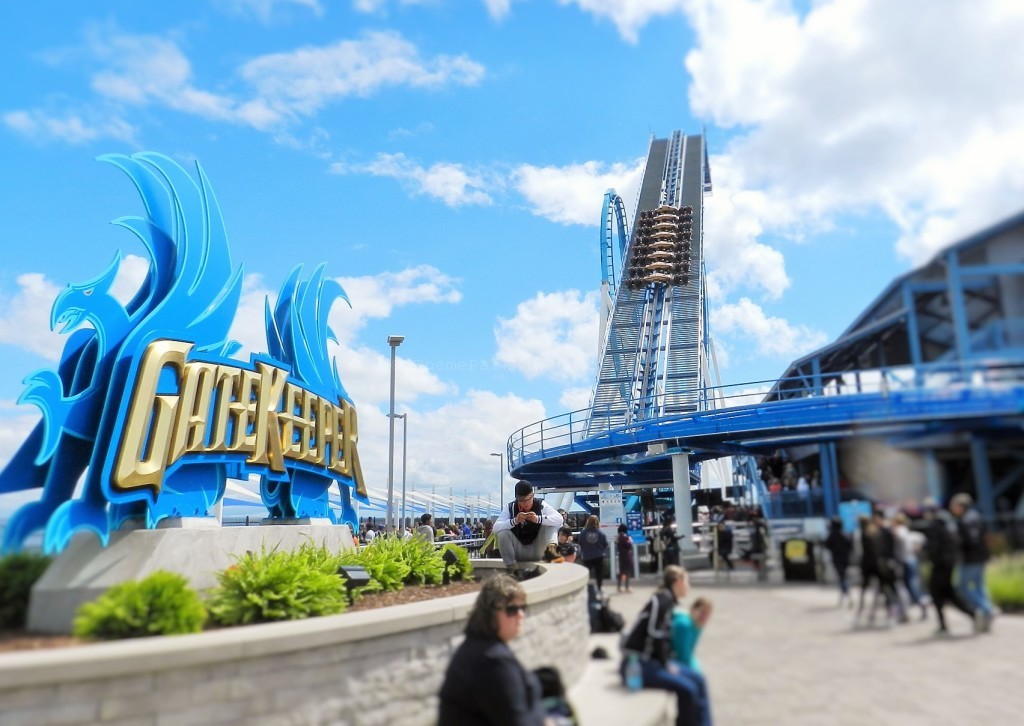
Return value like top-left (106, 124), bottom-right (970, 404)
top-left (0, 561), bottom-right (590, 726)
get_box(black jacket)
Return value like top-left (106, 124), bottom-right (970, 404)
top-left (957, 508), bottom-right (990, 564)
top-left (439, 634), bottom-right (545, 726)
top-left (825, 529), bottom-right (853, 569)
top-left (925, 510), bottom-right (961, 568)
top-left (621, 588), bottom-right (677, 665)
top-left (506, 499), bottom-right (546, 545)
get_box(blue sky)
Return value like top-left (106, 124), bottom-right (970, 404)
top-left (2, 0), bottom-right (1023, 514)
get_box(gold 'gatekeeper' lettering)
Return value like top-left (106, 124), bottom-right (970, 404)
top-left (113, 340), bottom-right (364, 498)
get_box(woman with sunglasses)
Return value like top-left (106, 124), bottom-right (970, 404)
top-left (439, 574), bottom-right (546, 725)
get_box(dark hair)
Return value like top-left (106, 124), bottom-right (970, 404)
top-left (465, 574), bottom-right (526, 638)
top-left (514, 480), bottom-right (534, 499)
top-left (420, 513), bottom-right (432, 525)
top-left (556, 543), bottom-right (576, 556)
top-left (617, 524), bottom-right (628, 534)
top-left (558, 526), bottom-right (573, 538)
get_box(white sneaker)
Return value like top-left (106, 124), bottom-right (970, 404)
top-left (973, 609), bottom-right (986, 635)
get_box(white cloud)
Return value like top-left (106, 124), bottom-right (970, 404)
top-left (559, 0), bottom-right (688, 43)
top-left (240, 31), bottom-right (485, 122)
top-left (512, 158), bottom-right (645, 226)
top-left (0, 254), bottom-right (161, 361)
top-left (39, 27), bottom-right (484, 135)
top-left (683, 0), bottom-right (1024, 264)
top-left (87, 27), bottom-right (241, 123)
top-left (701, 155), bottom-right (792, 301)
top-left (217, 0), bottom-right (323, 22)
top-left (3, 109), bottom-right (137, 146)
top-left (558, 386), bottom-right (592, 411)
top-left (353, 390), bottom-right (546, 501)
top-left (719, 384), bottom-right (771, 408)
top-left (352, 0), bottom-right (434, 13)
top-left (336, 265), bottom-right (463, 339)
top-left (495, 290), bottom-right (599, 382)
top-left (482, 0), bottom-right (516, 20)
top-left (711, 297), bottom-right (828, 359)
top-left (0, 274), bottom-right (67, 361)
top-left (227, 265), bottom-right (461, 407)
top-left (333, 153), bottom-right (493, 207)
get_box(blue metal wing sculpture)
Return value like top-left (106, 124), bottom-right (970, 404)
top-left (262, 264), bottom-right (365, 531)
top-left (0, 153), bottom-right (242, 553)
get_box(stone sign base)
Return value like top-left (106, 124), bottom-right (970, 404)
top-left (28, 522), bottom-right (355, 634)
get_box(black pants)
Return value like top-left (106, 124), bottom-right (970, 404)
top-left (929, 563), bottom-right (974, 630)
top-left (709, 551), bottom-right (734, 570)
top-left (583, 557), bottom-right (605, 591)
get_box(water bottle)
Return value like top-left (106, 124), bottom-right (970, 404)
top-left (625, 654), bottom-right (643, 692)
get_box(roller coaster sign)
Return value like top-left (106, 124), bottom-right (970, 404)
top-left (0, 153), bottom-right (365, 554)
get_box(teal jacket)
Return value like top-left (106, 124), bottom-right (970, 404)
top-left (670, 609), bottom-right (702, 672)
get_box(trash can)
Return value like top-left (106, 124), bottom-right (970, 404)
top-left (779, 538), bottom-right (817, 582)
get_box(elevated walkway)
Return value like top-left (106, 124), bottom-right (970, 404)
top-left (509, 360), bottom-right (1024, 488)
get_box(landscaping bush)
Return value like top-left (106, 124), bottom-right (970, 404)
top-left (339, 537), bottom-right (411, 592)
top-left (987, 553), bottom-right (1024, 613)
top-left (0, 552), bottom-right (51, 629)
top-left (400, 535), bottom-right (445, 585)
top-left (207, 543), bottom-right (348, 626)
top-left (440, 543), bottom-right (474, 582)
top-left (73, 571), bottom-right (206, 640)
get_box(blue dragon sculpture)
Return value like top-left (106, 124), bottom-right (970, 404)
top-left (0, 153), bottom-right (242, 553)
top-left (262, 264), bottom-right (365, 530)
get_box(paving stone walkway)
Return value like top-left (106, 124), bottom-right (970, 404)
top-left (580, 567), bottom-right (1022, 725)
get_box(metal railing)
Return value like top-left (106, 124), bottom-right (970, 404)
top-left (507, 359), bottom-right (1024, 470)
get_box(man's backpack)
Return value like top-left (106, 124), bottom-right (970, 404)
top-left (534, 666), bottom-right (577, 725)
top-left (588, 582), bottom-right (624, 633)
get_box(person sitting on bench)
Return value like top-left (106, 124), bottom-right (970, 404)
top-left (493, 481), bottom-right (564, 569)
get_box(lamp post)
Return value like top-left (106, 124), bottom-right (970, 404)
top-left (388, 412), bottom-right (408, 530)
top-left (490, 452), bottom-right (504, 509)
top-left (386, 335), bottom-right (404, 533)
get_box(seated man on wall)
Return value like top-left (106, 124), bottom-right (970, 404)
top-left (493, 481), bottom-right (564, 569)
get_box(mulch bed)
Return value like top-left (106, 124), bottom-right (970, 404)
top-left (0, 580), bottom-right (483, 654)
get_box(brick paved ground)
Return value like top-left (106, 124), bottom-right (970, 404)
top-left (581, 566), bottom-right (1022, 725)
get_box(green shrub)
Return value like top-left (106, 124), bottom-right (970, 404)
top-left (987, 554), bottom-right (1024, 613)
top-left (440, 543), bottom-right (474, 582)
top-left (73, 571), bottom-right (206, 640)
top-left (0, 552), bottom-right (51, 629)
top-left (400, 536), bottom-right (445, 585)
top-left (207, 543), bottom-right (348, 626)
top-left (339, 537), bottom-right (411, 592)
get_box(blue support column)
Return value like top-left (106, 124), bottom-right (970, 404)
top-left (945, 250), bottom-right (972, 363)
top-left (820, 442), bottom-right (840, 518)
top-left (969, 438), bottom-right (995, 519)
top-left (924, 449), bottom-right (943, 503)
top-left (902, 281), bottom-right (924, 383)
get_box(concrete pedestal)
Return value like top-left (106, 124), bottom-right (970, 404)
top-left (27, 523), bottom-right (355, 634)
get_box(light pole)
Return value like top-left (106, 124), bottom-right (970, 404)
top-left (388, 412), bottom-right (408, 529)
top-left (490, 452), bottom-right (504, 509)
top-left (386, 335), bottom-right (404, 534)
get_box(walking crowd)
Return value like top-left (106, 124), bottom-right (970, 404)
top-left (824, 492), bottom-right (997, 635)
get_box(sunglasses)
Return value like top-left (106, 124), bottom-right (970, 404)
top-left (501, 604), bottom-right (528, 616)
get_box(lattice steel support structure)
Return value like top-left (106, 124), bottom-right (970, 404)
top-left (589, 131), bottom-right (711, 435)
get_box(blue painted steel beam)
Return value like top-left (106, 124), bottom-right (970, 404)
top-left (510, 380), bottom-right (1024, 479)
top-left (970, 438), bottom-right (996, 519)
